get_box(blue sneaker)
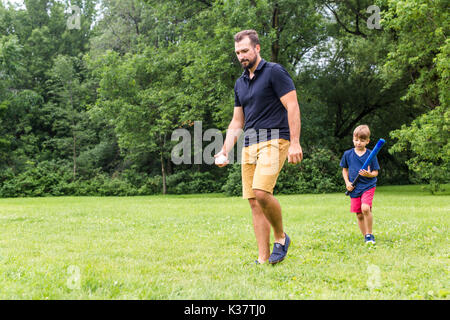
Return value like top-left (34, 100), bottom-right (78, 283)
top-left (365, 234), bottom-right (376, 244)
top-left (268, 233), bottom-right (291, 264)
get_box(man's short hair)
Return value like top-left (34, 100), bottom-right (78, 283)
top-left (353, 125), bottom-right (371, 140)
top-left (234, 29), bottom-right (260, 47)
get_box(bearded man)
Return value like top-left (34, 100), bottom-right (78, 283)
top-left (215, 29), bottom-right (302, 265)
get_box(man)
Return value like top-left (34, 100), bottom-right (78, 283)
top-left (215, 30), bottom-right (302, 265)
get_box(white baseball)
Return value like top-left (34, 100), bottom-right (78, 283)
top-left (215, 154), bottom-right (228, 165)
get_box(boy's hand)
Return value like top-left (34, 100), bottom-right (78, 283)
top-left (345, 181), bottom-right (354, 192)
top-left (359, 169), bottom-right (372, 177)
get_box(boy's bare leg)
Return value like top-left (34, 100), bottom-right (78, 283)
top-left (248, 198), bottom-right (271, 263)
top-left (253, 189), bottom-right (285, 244)
top-left (356, 213), bottom-right (367, 236)
top-left (361, 204), bottom-right (373, 235)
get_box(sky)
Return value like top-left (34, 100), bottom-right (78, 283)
top-left (2, 0), bottom-right (26, 9)
top-left (2, 0), bottom-right (104, 26)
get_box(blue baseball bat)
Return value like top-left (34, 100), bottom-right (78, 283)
top-left (345, 138), bottom-right (385, 196)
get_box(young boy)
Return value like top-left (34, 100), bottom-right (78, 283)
top-left (340, 125), bottom-right (380, 244)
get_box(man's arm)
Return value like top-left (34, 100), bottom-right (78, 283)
top-left (215, 106), bottom-right (244, 167)
top-left (280, 90), bottom-right (302, 164)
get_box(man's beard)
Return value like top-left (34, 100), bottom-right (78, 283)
top-left (241, 56), bottom-right (257, 70)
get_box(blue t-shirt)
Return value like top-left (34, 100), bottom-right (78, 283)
top-left (234, 59), bottom-right (296, 147)
top-left (340, 148), bottom-right (380, 198)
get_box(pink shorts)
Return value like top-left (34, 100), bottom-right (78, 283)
top-left (350, 187), bottom-right (376, 213)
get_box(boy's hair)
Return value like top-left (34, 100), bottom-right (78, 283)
top-left (353, 125), bottom-right (371, 140)
top-left (234, 29), bottom-right (260, 47)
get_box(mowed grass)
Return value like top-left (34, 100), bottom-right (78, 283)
top-left (0, 185), bottom-right (448, 300)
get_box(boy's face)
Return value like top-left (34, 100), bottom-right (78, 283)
top-left (353, 136), bottom-right (370, 150)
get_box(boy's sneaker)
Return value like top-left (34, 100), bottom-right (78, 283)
top-left (365, 234), bottom-right (376, 244)
top-left (268, 233), bottom-right (291, 264)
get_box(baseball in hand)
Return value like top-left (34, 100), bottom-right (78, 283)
top-left (215, 154), bottom-right (228, 165)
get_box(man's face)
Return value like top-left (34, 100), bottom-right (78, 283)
top-left (235, 37), bottom-right (260, 70)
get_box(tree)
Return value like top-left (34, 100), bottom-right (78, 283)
top-left (0, 0), bottom-right (100, 180)
top-left (45, 55), bottom-right (87, 179)
top-left (381, 0), bottom-right (449, 189)
top-left (389, 105), bottom-right (449, 192)
top-left (381, 0), bottom-right (449, 110)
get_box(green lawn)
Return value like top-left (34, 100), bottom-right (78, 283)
top-left (0, 185), bottom-right (448, 299)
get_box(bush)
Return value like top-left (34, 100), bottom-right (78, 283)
top-left (276, 147), bottom-right (342, 194)
top-left (0, 162), bottom-right (140, 197)
top-left (223, 147), bottom-right (343, 196)
top-left (0, 147), bottom-right (344, 197)
top-left (0, 161), bottom-right (73, 197)
top-left (138, 175), bottom-right (163, 195)
top-left (166, 171), bottom-right (223, 194)
top-left (222, 164), bottom-right (242, 197)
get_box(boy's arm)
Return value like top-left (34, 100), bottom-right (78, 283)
top-left (342, 168), bottom-right (354, 191)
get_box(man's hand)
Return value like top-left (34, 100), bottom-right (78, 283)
top-left (214, 150), bottom-right (229, 167)
top-left (288, 143), bottom-right (303, 164)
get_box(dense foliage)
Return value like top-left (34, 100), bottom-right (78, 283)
top-left (0, 0), bottom-right (448, 197)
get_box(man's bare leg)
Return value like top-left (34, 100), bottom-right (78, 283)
top-left (248, 198), bottom-right (271, 263)
top-left (253, 189), bottom-right (285, 245)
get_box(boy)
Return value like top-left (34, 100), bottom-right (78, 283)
top-left (340, 125), bottom-right (380, 244)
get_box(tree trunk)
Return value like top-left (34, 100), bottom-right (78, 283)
top-left (161, 152), bottom-right (167, 195)
top-left (72, 131), bottom-right (77, 180)
top-left (271, 3), bottom-right (280, 63)
top-left (68, 84), bottom-right (77, 181)
top-left (167, 155), bottom-right (173, 175)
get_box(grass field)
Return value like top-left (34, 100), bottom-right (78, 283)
top-left (0, 185), bottom-right (448, 300)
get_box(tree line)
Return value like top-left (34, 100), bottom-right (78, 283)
top-left (0, 0), bottom-right (448, 197)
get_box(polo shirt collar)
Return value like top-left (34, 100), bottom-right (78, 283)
top-left (243, 58), bottom-right (267, 79)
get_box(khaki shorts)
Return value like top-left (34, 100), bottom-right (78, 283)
top-left (241, 139), bottom-right (290, 199)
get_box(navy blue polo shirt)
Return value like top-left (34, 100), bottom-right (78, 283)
top-left (234, 59), bottom-right (296, 147)
top-left (340, 148), bottom-right (380, 198)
